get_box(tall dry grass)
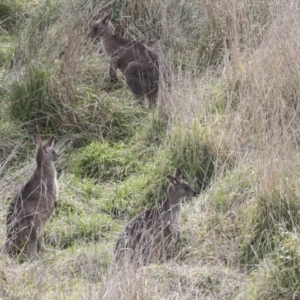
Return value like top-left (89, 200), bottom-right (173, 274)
top-left (1, 0), bottom-right (300, 299)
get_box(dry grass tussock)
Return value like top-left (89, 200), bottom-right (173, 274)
top-left (1, 0), bottom-right (300, 299)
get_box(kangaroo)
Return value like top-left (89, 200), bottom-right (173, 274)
top-left (89, 9), bottom-right (160, 106)
top-left (114, 168), bottom-right (198, 266)
top-left (5, 134), bottom-right (59, 259)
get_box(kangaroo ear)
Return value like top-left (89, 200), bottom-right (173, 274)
top-left (167, 175), bottom-right (179, 185)
top-left (33, 134), bottom-right (42, 147)
top-left (174, 167), bottom-right (182, 179)
top-left (44, 136), bottom-right (54, 148)
top-left (101, 9), bottom-right (111, 24)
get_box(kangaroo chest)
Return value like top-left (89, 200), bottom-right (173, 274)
top-left (162, 203), bottom-right (182, 225)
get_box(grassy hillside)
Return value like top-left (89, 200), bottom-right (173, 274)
top-left (1, 0), bottom-right (300, 299)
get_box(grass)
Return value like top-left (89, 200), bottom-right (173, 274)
top-left (1, 0), bottom-right (300, 299)
top-left (72, 141), bottom-right (141, 181)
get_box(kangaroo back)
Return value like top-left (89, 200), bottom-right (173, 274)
top-left (114, 168), bottom-right (198, 266)
top-left (5, 134), bottom-right (59, 258)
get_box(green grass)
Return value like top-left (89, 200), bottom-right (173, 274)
top-left (9, 66), bottom-right (64, 129)
top-left (239, 188), bottom-right (300, 268)
top-left (242, 232), bottom-right (300, 299)
top-left (2, 0), bottom-right (300, 299)
top-left (0, 0), bottom-right (23, 32)
top-left (72, 141), bottom-right (142, 181)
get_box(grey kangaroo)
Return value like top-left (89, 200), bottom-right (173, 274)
top-left (89, 9), bottom-right (160, 106)
top-left (5, 134), bottom-right (59, 258)
top-left (114, 168), bottom-right (198, 266)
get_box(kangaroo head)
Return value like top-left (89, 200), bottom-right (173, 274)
top-left (167, 168), bottom-right (198, 198)
top-left (89, 9), bottom-right (115, 38)
top-left (33, 134), bottom-right (59, 166)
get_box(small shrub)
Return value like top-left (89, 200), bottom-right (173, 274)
top-left (97, 149), bottom-right (177, 218)
top-left (0, 0), bottom-right (22, 32)
top-left (73, 141), bottom-right (141, 181)
top-left (45, 175), bottom-right (120, 248)
top-left (239, 187), bottom-right (300, 268)
top-left (243, 232), bottom-right (300, 300)
top-left (9, 66), bottom-right (64, 130)
top-left (169, 122), bottom-right (222, 191)
top-left (99, 175), bottom-right (154, 218)
top-left (101, 94), bottom-right (146, 142)
top-left (203, 165), bottom-right (254, 236)
top-left (267, 232), bottom-right (300, 299)
top-left (47, 212), bottom-right (119, 249)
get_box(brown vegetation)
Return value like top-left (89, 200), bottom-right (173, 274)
top-left (1, 0), bottom-right (300, 299)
